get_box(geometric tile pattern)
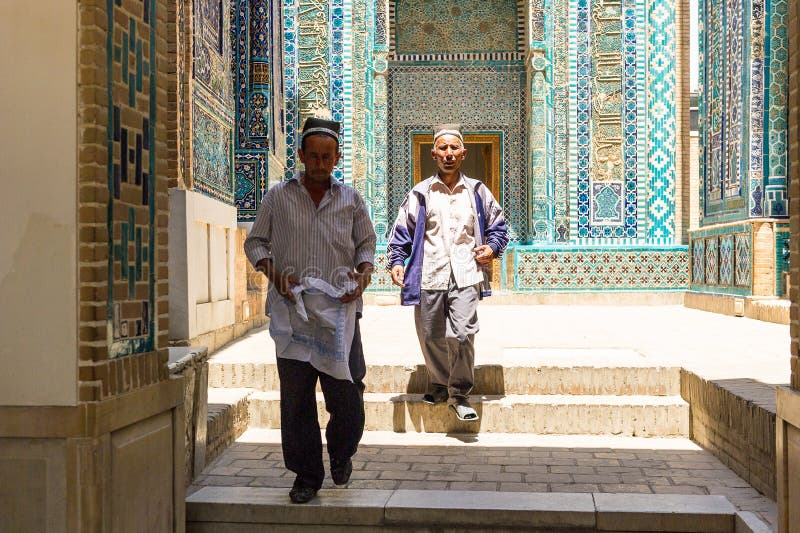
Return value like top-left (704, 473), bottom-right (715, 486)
top-left (692, 239), bottom-right (705, 284)
top-left (514, 247), bottom-right (689, 291)
top-left (387, 62), bottom-right (528, 242)
top-left (282, 0), bottom-right (299, 180)
top-left (330, 0), bottom-right (346, 183)
top-left (192, 0), bottom-right (235, 205)
top-left (107, 0), bottom-right (157, 356)
top-left (231, 0), bottom-right (271, 221)
top-left (765, 0), bottom-right (789, 217)
top-left (774, 227), bottom-right (790, 296)
top-left (529, 51), bottom-right (551, 241)
top-left (194, 0), bottom-right (233, 103)
top-left (570, 0), bottom-right (647, 243)
top-left (705, 238), bottom-right (719, 285)
top-left (699, 0), bottom-right (789, 222)
top-left (192, 96), bottom-right (234, 203)
top-left (719, 235), bottom-right (734, 286)
top-left (689, 224), bottom-right (754, 295)
top-left (394, 0), bottom-right (519, 55)
top-left (734, 233), bottom-right (751, 287)
top-left (646, 0), bottom-right (676, 243)
top-left (550, 0), bottom-right (570, 241)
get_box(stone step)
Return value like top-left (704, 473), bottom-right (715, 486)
top-left (206, 388), bottom-right (255, 466)
top-left (245, 391), bottom-right (690, 437)
top-left (186, 487), bottom-right (738, 532)
top-left (209, 361), bottom-right (681, 396)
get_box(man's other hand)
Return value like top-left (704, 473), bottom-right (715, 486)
top-left (274, 273), bottom-right (300, 304)
top-left (473, 245), bottom-right (494, 266)
top-left (390, 265), bottom-right (406, 288)
top-left (340, 267), bottom-right (372, 303)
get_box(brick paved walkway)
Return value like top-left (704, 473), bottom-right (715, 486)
top-left (191, 429), bottom-right (778, 529)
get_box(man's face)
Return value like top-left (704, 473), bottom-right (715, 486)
top-left (431, 134), bottom-right (466, 175)
top-left (299, 134), bottom-right (340, 184)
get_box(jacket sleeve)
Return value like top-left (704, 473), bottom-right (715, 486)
top-left (387, 191), bottom-right (418, 267)
top-left (481, 188), bottom-right (510, 258)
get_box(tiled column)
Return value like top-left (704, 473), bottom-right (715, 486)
top-left (0, 1), bottom-right (184, 530)
top-left (777, 0), bottom-right (800, 529)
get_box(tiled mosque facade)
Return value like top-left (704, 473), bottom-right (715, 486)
top-left (181, 0), bottom-right (702, 293)
top-left (688, 0), bottom-right (791, 300)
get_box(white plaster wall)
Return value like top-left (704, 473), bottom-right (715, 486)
top-left (0, 1), bottom-right (78, 405)
top-left (169, 189), bottom-right (237, 340)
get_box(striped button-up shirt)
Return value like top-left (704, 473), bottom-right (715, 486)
top-left (244, 174), bottom-right (377, 313)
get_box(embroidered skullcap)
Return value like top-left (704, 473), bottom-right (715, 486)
top-left (302, 113), bottom-right (341, 145)
top-left (433, 123), bottom-right (464, 145)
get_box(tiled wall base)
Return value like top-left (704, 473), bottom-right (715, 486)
top-left (514, 247), bottom-right (689, 292)
top-left (689, 219), bottom-right (790, 297)
top-left (777, 386), bottom-right (800, 532)
top-left (369, 246), bottom-right (689, 293)
top-left (0, 379), bottom-right (185, 532)
top-left (681, 370), bottom-right (776, 499)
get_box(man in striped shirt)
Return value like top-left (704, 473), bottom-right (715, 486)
top-left (244, 116), bottom-right (377, 504)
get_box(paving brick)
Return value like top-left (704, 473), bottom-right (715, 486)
top-left (551, 483), bottom-right (599, 493)
top-left (397, 481), bottom-right (449, 490)
top-left (378, 470), bottom-right (428, 481)
top-left (475, 472), bottom-right (523, 482)
top-left (448, 481), bottom-right (499, 490)
top-left (525, 473), bottom-right (572, 483)
top-left (364, 461), bottom-right (410, 471)
top-left (426, 471), bottom-right (475, 482)
top-left (410, 463), bottom-right (457, 473)
top-left (455, 464), bottom-right (502, 473)
top-left (599, 483), bottom-right (653, 493)
top-left (498, 482), bottom-right (549, 492)
top-left (549, 465), bottom-right (595, 475)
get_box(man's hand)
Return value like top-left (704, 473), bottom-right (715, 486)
top-left (340, 263), bottom-right (373, 303)
top-left (256, 259), bottom-right (299, 304)
top-left (473, 245), bottom-right (495, 266)
top-left (390, 265), bottom-right (406, 288)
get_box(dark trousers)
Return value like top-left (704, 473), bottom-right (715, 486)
top-left (276, 319), bottom-right (366, 490)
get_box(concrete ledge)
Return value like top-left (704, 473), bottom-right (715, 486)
top-left (734, 511), bottom-right (773, 533)
top-left (186, 488), bottom-right (739, 532)
top-left (594, 493), bottom-right (734, 532)
top-left (385, 490), bottom-right (595, 528)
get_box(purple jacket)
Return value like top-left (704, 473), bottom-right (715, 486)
top-left (387, 175), bottom-right (510, 306)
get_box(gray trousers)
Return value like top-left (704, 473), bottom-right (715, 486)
top-left (414, 277), bottom-right (480, 403)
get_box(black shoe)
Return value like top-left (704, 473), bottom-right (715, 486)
top-left (289, 481), bottom-right (318, 504)
top-left (330, 458), bottom-right (353, 485)
top-left (422, 386), bottom-right (448, 405)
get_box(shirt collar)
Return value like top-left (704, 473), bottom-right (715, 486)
top-left (431, 173), bottom-right (466, 191)
top-left (292, 172), bottom-right (340, 195)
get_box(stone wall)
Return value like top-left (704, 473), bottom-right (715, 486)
top-left (681, 371), bottom-right (776, 499)
top-left (77, 0), bottom-right (171, 401)
top-left (777, 0), bottom-right (800, 529)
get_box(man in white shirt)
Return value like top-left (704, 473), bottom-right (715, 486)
top-left (387, 124), bottom-right (509, 422)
